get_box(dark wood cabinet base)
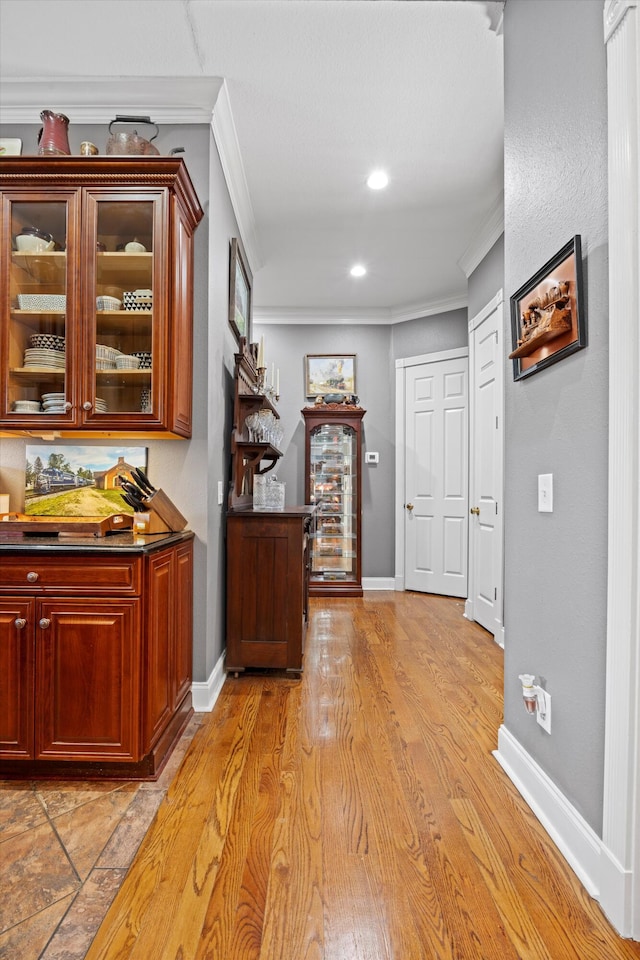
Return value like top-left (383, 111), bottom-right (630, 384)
top-left (0, 695), bottom-right (193, 781)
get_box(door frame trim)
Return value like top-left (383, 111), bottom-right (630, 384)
top-left (394, 346), bottom-right (469, 591)
top-left (601, 0), bottom-right (640, 938)
top-left (464, 290), bottom-right (505, 645)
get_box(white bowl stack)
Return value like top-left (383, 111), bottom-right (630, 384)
top-left (96, 344), bottom-right (122, 370)
top-left (96, 296), bottom-right (122, 311)
top-left (13, 400), bottom-right (42, 413)
top-left (115, 355), bottom-right (141, 370)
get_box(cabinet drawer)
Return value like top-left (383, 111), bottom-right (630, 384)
top-left (0, 556), bottom-right (141, 596)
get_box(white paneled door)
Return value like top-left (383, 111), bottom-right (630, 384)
top-left (404, 354), bottom-right (469, 597)
top-left (465, 293), bottom-right (504, 641)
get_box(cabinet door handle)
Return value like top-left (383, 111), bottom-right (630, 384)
top-left (26, 571), bottom-right (39, 583)
top-left (82, 401), bottom-right (93, 412)
top-left (64, 401), bottom-right (72, 411)
top-left (14, 618), bottom-right (27, 630)
top-left (39, 618), bottom-right (51, 630)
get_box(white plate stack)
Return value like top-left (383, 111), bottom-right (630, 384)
top-left (41, 392), bottom-right (67, 413)
top-left (23, 347), bottom-right (66, 371)
top-left (95, 397), bottom-right (107, 413)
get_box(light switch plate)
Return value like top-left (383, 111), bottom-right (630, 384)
top-left (538, 473), bottom-right (553, 512)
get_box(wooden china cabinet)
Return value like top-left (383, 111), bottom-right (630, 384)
top-left (303, 404), bottom-right (365, 597)
top-left (0, 156), bottom-right (203, 438)
top-left (226, 341), bottom-right (314, 674)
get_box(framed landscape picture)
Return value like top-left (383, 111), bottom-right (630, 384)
top-left (305, 354), bottom-right (356, 398)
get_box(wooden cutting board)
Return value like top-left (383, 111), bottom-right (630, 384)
top-left (0, 513), bottom-right (134, 536)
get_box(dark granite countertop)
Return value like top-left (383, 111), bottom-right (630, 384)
top-left (227, 504), bottom-right (316, 518)
top-left (0, 529), bottom-right (194, 554)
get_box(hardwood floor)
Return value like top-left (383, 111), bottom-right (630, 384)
top-left (85, 592), bottom-right (640, 959)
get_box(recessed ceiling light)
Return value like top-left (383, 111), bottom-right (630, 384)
top-left (350, 264), bottom-right (367, 278)
top-left (367, 169), bottom-right (389, 190)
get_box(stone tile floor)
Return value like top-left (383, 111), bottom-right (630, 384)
top-left (0, 713), bottom-right (204, 960)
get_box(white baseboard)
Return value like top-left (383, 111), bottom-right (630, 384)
top-left (394, 575), bottom-right (404, 591)
top-left (494, 725), bottom-right (601, 899)
top-left (191, 649), bottom-right (226, 712)
top-left (598, 841), bottom-right (635, 939)
top-left (362, 577), bottom-right (396, 590)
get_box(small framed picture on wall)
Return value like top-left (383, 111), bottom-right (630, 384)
top-left (228, 238), bottom-right (252, 346)
top-left (305, 354), bottom-right (356, 398)
top-left (509, 235), bottom-right (586, 381)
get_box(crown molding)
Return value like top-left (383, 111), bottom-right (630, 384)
top-left (604, 0), bottom-right (637, 42)
top-left (0, 76), bottom-right (223, 124)
top-left (483, 1), bottom-right (505, 36)
top-left (457, 191), bottom-right (504, 278)
top-left (253, 293), bottom-right (467, 326)
top-left (254, 306), bottom-right (390, 326)
top-left (390, 293), bottom-right (468, 324)
top-left (211, 81), bottom-right (262, 274)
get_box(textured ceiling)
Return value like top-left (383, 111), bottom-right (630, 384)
top-left (0, 0), bottom-right (504, 321)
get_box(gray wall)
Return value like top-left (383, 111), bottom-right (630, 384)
top-left (0, 120), bottom-right (238, 685)
top-left (253, 323), bottom-right (395, 579)
top-left (391, 307), bottom-right (468, 360)
top-left (503, 0), bottom-right (609, 833)
top-left (468, 234), bottom-right (504, 320)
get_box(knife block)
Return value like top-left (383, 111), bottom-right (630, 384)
top-left (134, 488), bottom-right (188, 534)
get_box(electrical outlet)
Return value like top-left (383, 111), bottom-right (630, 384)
top-left (536, 688), bottom-right (552, 734)
top-left (217, 480), bottom-right (224, 506)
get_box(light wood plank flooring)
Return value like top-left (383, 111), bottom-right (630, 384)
top-left (80, 591), bottom-right (640, 959)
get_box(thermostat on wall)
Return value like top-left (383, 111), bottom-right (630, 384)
top-left (365, 452), bottom-right (379, 464)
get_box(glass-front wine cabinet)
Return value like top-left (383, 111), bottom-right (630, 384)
top-left (302, 405), bottom-right (365, 596)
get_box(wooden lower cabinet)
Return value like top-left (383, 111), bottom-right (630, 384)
top-left (226, 508), bottom-right (314, 674)
top-left (0, 534), bottom-right (194, 779)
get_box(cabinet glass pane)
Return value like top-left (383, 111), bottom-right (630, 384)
top-left (94, 201), bottom-right (154, 416)
top-left (8, 201), bottom-right (68, 417)
top-left (309, 424), bottom-right (358, 583)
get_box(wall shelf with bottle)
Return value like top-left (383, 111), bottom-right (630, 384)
top-left (228, 338), bottom-right (284, 509)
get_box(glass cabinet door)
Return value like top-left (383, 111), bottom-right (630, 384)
top-left (5, 197), bottom-right (74, 421)
top-left (308, 423), bottom-right (358, 585)
top-left (86, 194), bottom-right (161, 422)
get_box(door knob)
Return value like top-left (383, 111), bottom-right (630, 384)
top-left (470, 506), bottom-right (480, 515)
top-left (405, 503), bottom-right (414, 512)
